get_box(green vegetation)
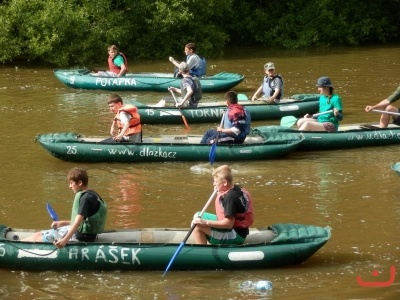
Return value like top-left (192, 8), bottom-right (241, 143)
top-left (0, 0), bottom-right (398, 66)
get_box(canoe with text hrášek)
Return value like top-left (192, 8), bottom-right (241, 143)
top-left (133, 94), bottom-right (320, 124)
top-left (0, 223), bottom-right (331, 271)
top-left (35, 131), bottom-right (303, 163)
top-left (53, 69), bottom-right (244, 92)
top-left (254, 123), bottom-right (400, 151)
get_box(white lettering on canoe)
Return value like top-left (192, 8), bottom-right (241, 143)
top-left (347, 130), bottom-right (400, 141)
top-left (17, 249), bottom-right (58, 259)
top-left (139, 147), bottom-right (176, 158)
top-left (95, 78), bottom-right (137, 87)
top-left (228, 251), bottom-right (264, 261)
top-left (69, 246), bottom-right (142, 265)
top-left (108, 149), bottom-right (136, 155)
top-left (188, 108), bottom-right (224, 118)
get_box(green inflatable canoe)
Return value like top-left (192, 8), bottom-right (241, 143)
top-left (53, 69), bottom-right (244, 92)
top-left (35, 131), bottom-right (303, 163)
top-left (254, 123), bottom-right (400, 151)
top-left (0, 223), bottom-right (331, 271)
top-left (132, 94), bottom-right (320, 124)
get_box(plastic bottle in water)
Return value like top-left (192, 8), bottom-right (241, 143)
top-left (239, 280), bottom-right (273, 292)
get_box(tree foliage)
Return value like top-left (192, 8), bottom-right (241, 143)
top-left (0, 0), bottom-right (398, 66)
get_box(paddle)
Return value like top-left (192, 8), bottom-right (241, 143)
top-left (280, 110), bottom-right (334, 127)
top-left (170, 90), bottom-right (190, 131)
top-left (209, 112), bottom-right (225, 166)
top-left (163, 189), bottom-right (217, 276)
top-left (371, 109), bottom-right (400, 117)
top-left (46, 202), bottom-right (59, 240)
top-left (46, 202), bottom-right (59, 221)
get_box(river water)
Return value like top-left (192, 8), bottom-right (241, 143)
top-left (0, 46), bottom-right (399, 299)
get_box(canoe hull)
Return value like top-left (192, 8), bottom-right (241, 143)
top-left (35, 132), bottom-right (303, 163)
top-left (0, 223), bottom-right (331, 271)
top-left (254, 124), bottom-right (400, 151)
top-left (134, 94), bottom-right (320, 124)
top-left (53, 69), bottom-right (244, 92)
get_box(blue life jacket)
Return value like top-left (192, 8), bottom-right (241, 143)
top-left (189, 55), bottom-right (207, 77)
top-left (223, 107), bottom-right (251, 140)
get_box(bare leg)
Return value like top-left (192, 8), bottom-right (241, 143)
top-left (191, 226), bottom-right (210, 244)
top-left (21, 231), bottom-right (43, 242)
top-left (379, 105), bottom-right (398, 128)
top-left (298, 119), bottom-right (326, 131)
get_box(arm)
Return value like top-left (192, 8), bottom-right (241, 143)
top-left (251, 85), bottom-right (263, 101)
top-left (169, 57), bottom-right (180, 68)
top-left (117, 63), bottom-right (127, 77)
top-left (268, 88), bottom-right (281, 102)
top-left (54, 214), bottom-right (84, 249)
top-left (114, 112), bottom-right (131, 141)
top-left (194, 215), bottom-right (235, 229)
top-left (365, 99), bottom-right (390, 112)
top-left (110, 120), bottom-right (117, 136)
top-left (176, 86), bottom-right (193, 107)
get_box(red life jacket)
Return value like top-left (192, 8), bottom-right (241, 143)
top-left (115, 105), bottom-right (141, 135)
top-left (215, 187), bottom-right (254, 229)
top-left (108, 52), bottom-right (128, 75)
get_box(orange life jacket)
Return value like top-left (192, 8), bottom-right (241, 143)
top-left (108, 52), bottom-right (128, 74)
top-left (215, 187), bottom-right (254, 229)
top-left (115, 104), bottom-right (141, 136)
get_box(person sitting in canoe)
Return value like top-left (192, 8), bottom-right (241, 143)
top-left (169, 42), bottom-right (206, 77)
top-left (167, 62), bottom-right (202, 108)
top-left (22, 168), bottom-right (107, 248)
top-left (365, 85), bottom-right (400, 128)
top-left (251, 62), bottom-right (284, 103)
top-left (296, 77), bottom-right (343, 131)
top-left (200, 91), bottom-right (251, 144)
top-left (103, 94), bottom-right (142, 143)
top-left (191, 165), bottom-right (254, 245)
top-left (92, 44), bottom-right (128, 77)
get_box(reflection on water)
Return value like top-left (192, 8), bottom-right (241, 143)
top-left (0, 46), bottom-right (399, 299)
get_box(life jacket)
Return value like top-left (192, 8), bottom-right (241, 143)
top-left (115, 104), bottom-right (142, 135)
top-left (262, 74), bottom-right (284, 99)
top-left (181, 76), bottom-right (202, 107)
top-left (187, 54), bottom-right (207, 77)
top-left (70, 190), bottom-right (107, 234)
top-left (215, 186), bottom-right (254, 229)
top-left (108, 52), bottom-right (128, 75)
top-left (223, 105), bottom-right (251, 140)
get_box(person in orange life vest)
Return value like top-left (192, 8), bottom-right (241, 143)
top-left (93, 45), bottom-right (128, 77)
top-left (191, 165), bottom-right (254, 245)
top-left (104, 94), bottom-right (142, 143)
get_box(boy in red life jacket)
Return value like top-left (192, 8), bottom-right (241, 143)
top-left (104, 94), bottom-right (142, 143)
top-left (191, 165), bottom-right (254, 245)
top-left (93, 45), bottom-right (128, 77)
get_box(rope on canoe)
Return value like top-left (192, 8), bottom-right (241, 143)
top-left (8, 243), bottom-right (58, 256)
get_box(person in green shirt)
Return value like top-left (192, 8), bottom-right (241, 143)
top-left (297, 77), bottom-right (343, 131)
top-left (365, 86), bottom-right (400, 128)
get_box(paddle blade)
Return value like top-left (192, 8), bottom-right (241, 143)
top-left (181, 113), bottom-right (190, 131)
top-left (163, 241), bottom-right (185, 276)
top-left (237, 94), bottom-right (248, 101)
top-left (46, 202), bottom-right (59, 221)
top-left (280, 116), bottom-right (298, 127)
top-left (209, 142), bottom-right (217, 165)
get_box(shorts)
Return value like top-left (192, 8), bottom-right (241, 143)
top-left (393, 108), bottom-right (400, 125)
top-left (196, 212), bottom-right (246, 245)
top-left (322, 122), bottom-right (337, 132)
top-left (41, 225), bottom-right (78, 243)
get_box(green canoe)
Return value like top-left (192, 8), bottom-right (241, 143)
top-left (53, 69), bottom-right (244, 92)
top-left (254, 123), bottom-right (400, 151)
top-left (35, 131), bottom-right (303, 163)
top-left (0, 223), bottom-right (331, 271)
top-left (133, 94), bottom-right (320, 124)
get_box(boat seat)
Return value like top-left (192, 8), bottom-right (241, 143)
top-left (244, 229), bottom-right (276, 244)
top-left (243, 135), bottom-right (265, 144)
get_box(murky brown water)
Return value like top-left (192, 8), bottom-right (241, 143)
top-left (0, 46), bottom-right (399, 299)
